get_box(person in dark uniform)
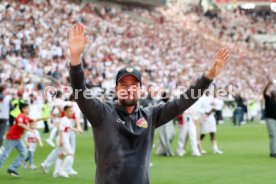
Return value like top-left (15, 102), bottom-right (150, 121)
top-left (68, 23), bottom-right (229, 184)
top-left (233, 93), bottom-right (245, 126)
top-left (263, 80), bottom-right (276, 158)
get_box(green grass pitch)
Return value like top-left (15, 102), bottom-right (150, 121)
top-left (1, 121), bottom-right (276, 184)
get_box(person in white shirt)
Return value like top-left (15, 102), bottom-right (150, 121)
top-left (156, 93), bottom-right (176, 157)
top-left (52, 105), bottom-right (82, 178)
top-left (41, 101), bottom-right (83, 176)
top-left (198, 92), bottom-right (223, 154)
top-left (24, 122), bottom-right (43, 169)
top-left (0, 86), bottom-right (12, 154)
top-left (67, 97), bottom-right (83, 174)
top-left (177, 101), bottom-right (201, 157)
top-left (46, 91), bottom-right (65, 147)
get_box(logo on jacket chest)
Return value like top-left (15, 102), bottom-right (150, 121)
top-left (116, 119), bottom-right (125, 125)
top-left (136, 118), bottom-right (148, 129)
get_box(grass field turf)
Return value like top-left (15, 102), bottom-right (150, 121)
top-left (1, 121), bottom-right (276, 184)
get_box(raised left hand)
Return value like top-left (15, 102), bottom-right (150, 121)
top-left (205, 48), bottom-right (229, 80)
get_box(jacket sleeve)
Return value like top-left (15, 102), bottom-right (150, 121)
top-left (152, 75), bottom-right (212, 128)
top-left (69, 64), bottom-right (108, 127)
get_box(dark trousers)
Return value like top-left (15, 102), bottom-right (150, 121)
top-left (43, 120), bottom-right (49, 133)
top-left (215, 110), bottom-right (223, 125)
top-left (234, 107), bottom-right (244, 126)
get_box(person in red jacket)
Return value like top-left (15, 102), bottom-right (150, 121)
top-left (0, 103), bottom-right (44, 177)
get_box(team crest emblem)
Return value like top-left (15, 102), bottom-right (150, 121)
top-left (136, 118), bottom-right (148, 128)
top-left (126, 67), bottom-right (134, 73)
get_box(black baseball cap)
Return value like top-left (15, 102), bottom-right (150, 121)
top-left (116, 67), bottom-right (142, 86)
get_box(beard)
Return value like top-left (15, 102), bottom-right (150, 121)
top-left (119, 98), bottom-right (138, 107)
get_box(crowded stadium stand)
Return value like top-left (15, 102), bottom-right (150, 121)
top-left (0, 0), bottom-right (275, 123)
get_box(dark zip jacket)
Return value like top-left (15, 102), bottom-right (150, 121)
top-left (70, 64), bottom-right (212, 184)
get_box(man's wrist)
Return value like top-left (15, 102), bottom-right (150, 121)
top-left (70, 54), bottom-right (81, 66)
top-left (204, 70), bottom-right (215, 80)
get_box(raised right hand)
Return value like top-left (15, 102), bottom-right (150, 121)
top-left (68, 23), bottom-right (89, 64)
